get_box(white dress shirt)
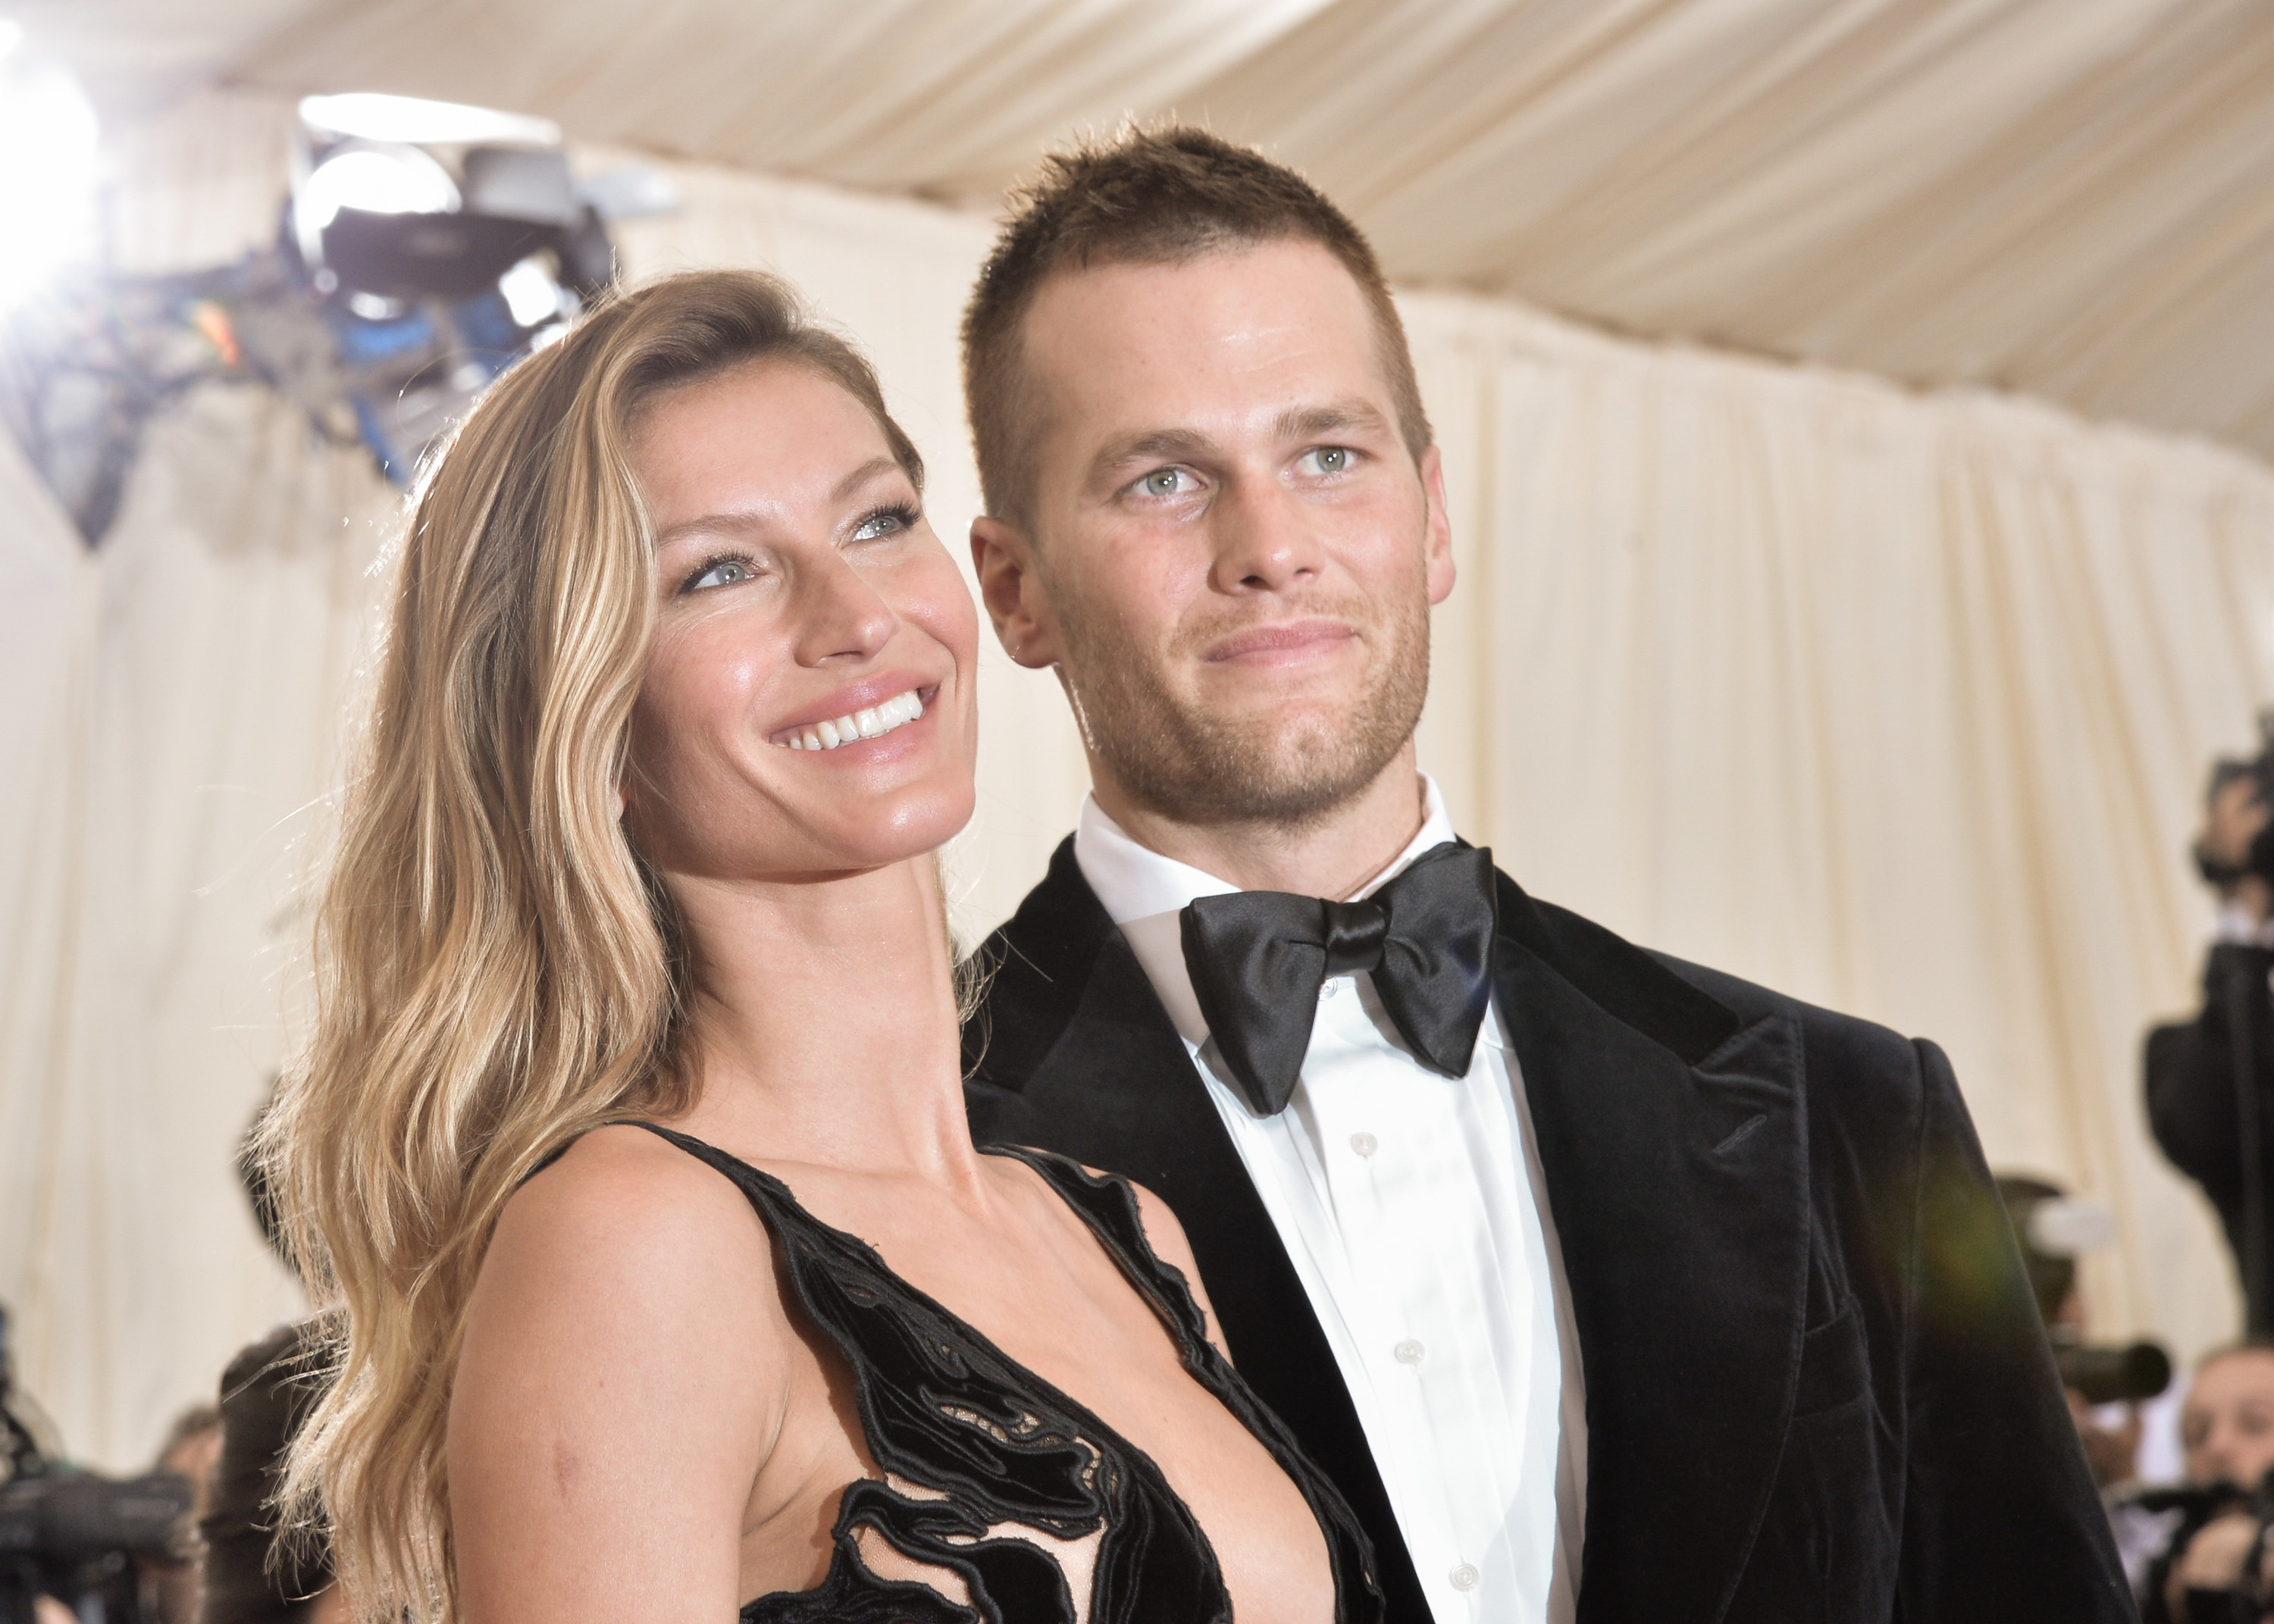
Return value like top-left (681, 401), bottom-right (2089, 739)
top-left (1074, 779), bottom-right (1586, 1624)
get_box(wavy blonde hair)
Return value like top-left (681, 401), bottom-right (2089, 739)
top-left (260, 270), bottom-right (923, 1623)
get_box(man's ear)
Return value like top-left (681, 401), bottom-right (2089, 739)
top-left (1419, 443), bottom-right (1457, 606)
top-left (970, 516), bottom-right (1063, 668)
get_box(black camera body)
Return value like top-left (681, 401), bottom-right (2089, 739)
top-left (0, 1306), bottom-right (196, 1624)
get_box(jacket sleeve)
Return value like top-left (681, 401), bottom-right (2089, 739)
top-left (1894, 1038), bottom-right (2137, 1622)
top-left (2144, 944), bottom-right (2274, 1209)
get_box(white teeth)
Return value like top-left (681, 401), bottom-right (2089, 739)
top-left (773, 690), bottom-right (928, 750)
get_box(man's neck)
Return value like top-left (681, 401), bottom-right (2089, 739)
top-left (1092, 741), bottom-right (1429, 899)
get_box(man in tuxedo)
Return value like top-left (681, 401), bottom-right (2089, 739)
top-left (957, 127), bottom-right (2129, 1622)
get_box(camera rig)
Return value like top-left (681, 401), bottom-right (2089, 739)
top-left (0, 1306), bottom-right (196, 1624)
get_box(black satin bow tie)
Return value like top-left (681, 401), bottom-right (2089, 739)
top-left (1179, 841), bottom-right (1499, 1116)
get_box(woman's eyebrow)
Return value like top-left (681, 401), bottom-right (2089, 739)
top-left (653, 460), bottom-right (905, 549)
top-left (654, 508), bottom-right (769, 549)
top-left (832, 455), bottom-right (902, 502)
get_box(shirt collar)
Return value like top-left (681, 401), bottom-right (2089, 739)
top-left (1073, 774), bottom-right (1460, 1047)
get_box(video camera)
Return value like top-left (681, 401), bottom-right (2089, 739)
top-left (0, 1306), bottom-right (197, 1624)
top-left (1996, 1176), bottom-right (2174, 1404)
top-left (2196, 712), bottom-right (2274, 890)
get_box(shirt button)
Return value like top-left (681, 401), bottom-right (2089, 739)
top-left (1393, 1338), bottom-right (1426, 1365)
top-left (1319, 978), bottom-right (1341, 1000)
top-left (1450, 1563), bottom-right (1480, 1591)
top-left (1349, 1131), bottom-right (1379, 1157)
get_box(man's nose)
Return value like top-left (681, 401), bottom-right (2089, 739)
top-left (1207, 477), bottom-right (1326, 595)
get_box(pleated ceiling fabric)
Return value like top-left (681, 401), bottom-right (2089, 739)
top-left (21, 0), bottom-right (2274, 457)
top-left (3, 90), bottom-right (2271, 1468)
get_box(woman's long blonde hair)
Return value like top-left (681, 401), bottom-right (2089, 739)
top-left (260, 271), bottom-right (923, 1623)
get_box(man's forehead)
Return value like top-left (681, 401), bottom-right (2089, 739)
top-left (1019, 241), bottom-right (1392, 430)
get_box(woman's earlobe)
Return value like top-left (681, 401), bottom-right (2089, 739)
top-left (612, 784), bottom-right (627, 821)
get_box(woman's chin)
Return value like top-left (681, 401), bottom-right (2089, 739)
top-left (795, 785), bottom-right (976, 876)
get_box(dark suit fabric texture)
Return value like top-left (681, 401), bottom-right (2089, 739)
top-left (2145, 942), bottom-right (2274, 1331)
top-left (961, 839), bottom-right (2131, 1624)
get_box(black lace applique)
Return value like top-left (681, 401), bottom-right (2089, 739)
top-left (620, 1123), bottom-right (1380, 1624)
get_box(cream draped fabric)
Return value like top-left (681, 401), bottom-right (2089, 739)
top-left (28, 0), bottom-right (2274, 457)
top-left (2, 92), bottom-right (2269, 1467)
top-left (0, 379), bottom-right (397, 1468)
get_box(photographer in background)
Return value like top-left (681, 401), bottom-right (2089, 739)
top-left (2138, 1344), bottom-right (2274, 1621)
top-left (2149, 719), bottom-right (2274, 1333)
top-left (1997, 1175), bottom-right (2167, 1488)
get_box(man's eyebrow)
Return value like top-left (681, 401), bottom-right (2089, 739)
top-left (1275, 399), bottom-right (1392, 440)
top-left (1090, 427), bottom-right (1218, 479)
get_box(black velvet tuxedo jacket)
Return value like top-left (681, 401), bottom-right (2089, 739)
top-left (962, 840), bottom-right (2132, 1624)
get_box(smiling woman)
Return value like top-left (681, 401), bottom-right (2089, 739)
top-left (255, 270), bottom-right (1380, 1624)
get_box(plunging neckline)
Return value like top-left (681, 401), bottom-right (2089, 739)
top-left (607, 1119), bottom-right (1381, 1623)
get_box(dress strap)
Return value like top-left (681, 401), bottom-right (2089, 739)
top-left (982, 1145), bottom-right (1217, 1364)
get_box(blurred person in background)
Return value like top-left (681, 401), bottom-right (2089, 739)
top-left (199, 1324), bottom-right (334, 1624)
top-left (2140, 1344), bottom-right (2274, 1621)
top-left (2149, 723), bottom-right (2274, 1334)
top-left (1996, 1175), bottom-right (2161, 1491)
top-left (143, 1407), bottom-right (219, 1624)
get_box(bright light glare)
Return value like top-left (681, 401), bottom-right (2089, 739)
top-left (0, 20), bottom-right (23, 62)
top-left (0, 56), bottom-right (99, 311)
top-left (299, 146), bottom-right (459, 232)
top-left (299, 92), bottom-right (559, 147)
top-left (497, 255), bottom-right (561, 326)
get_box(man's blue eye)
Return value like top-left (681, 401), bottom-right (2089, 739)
top-left (1309, 447), bottom-right (1350, 474)
top-left (1141, 468), bottom-right (1194, 497)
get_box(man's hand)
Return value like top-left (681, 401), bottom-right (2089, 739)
top-left (2204, 775), bottom-right (2273, 925)
top-left (2167, 1511), bottom-right (2264, 1616)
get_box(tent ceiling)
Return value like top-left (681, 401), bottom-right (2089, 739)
top-left (20, 0), bottom-right (2274, 458)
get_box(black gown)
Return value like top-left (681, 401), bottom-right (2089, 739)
top-left (618, 1121), bottom-right (1383, 1624)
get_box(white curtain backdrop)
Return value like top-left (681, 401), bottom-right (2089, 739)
top-left (5, 90), bottom-right (2271, 1468)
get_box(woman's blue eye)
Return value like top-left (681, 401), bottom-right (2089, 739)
top-left (852, 507), bottom-right (912, 540)
top-left (688, 558), bottom-right (756, 591)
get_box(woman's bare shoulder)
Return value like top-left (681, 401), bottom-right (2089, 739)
top-left (462, 1124), bottom-right (791, 1409)
top-left (495, 1123), bottom-right (774, 1289)
top-left (451, 1131), bottom-right (794, 1620)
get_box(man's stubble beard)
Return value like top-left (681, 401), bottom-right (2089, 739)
top-left (1048, 578), bottom-right (1431, 832)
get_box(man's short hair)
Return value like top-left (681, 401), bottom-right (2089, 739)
top-left (960, 124), bottom-right (1433, 530)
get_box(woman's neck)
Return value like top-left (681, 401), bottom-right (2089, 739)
top-left (662, 855), bottom-right (979, 1190)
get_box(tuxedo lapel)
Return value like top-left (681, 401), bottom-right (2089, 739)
top-left (1493, 873), bottom-right (1810, 1624)
top-left (965, 841), bottom-right (1433, 1621)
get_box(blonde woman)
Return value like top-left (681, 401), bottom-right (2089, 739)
top-left (262, 271), bottom-right (1380, 1624)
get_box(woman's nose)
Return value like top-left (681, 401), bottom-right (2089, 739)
top-left (794, 553), bottom-right (897, 665)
